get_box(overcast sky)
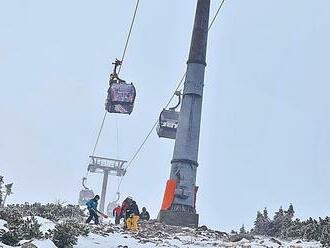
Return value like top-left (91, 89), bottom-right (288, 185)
top-left (1, 0), bottom-right (330, 231)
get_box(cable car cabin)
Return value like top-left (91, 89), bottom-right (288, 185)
top-left (105, 80), bottom-right (136, 115)
top-left (78, 189), bottom-right (94, 205)
top-left (156, 109), bottom-right (180, 139)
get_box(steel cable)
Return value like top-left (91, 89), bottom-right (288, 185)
top-left (89, 0), bottom-right (141, 158)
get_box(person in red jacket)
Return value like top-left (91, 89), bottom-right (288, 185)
top-left (113, 205), bottom-right (122, 225)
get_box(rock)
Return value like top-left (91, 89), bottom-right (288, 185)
top-left (198, 225), bottom-right (208, 231)
top-left (229, 234), bottom-right (243, 242)
top-left (21, 243), bottom-right (37, 248)
top-left (270, 237), bottom-right (282, 245)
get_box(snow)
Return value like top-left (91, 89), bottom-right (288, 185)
top-left (75, 232), bottom-right (323, 248)
top-left (34, 216), bottom-right (56, 233)
top-left (76, 233), bottom-right (150, 248)
top-left (0, 243), bottom-right (14, 248)
top-left (0, 217), bottom-right (323, 248)
top-left (73, 223), bottom-right (323, 248)
top-left (30, 240), bottom-right (57, 248)
top-left (0, 219), bottom-right (9, 232)
top-left (0, 240), bottom-right (57, 248)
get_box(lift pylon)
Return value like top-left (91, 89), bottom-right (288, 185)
top-left (87, 156), bottom-right (127, 213)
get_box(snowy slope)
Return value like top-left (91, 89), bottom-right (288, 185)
top-left (0, 218), bottom-right (322, 248)
top-left (74, 220), bottom-right (322, 248)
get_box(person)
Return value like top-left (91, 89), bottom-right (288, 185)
top-left (113, 205), bottom-right (122, 225)
top-left (85, 195), bottom-right (100, 225)
top-left (140, 207), bottom-right (150, 221)
top-left (120, 196), bottom-right (133, 220)
top-left (126, 200), bottom-right (140, 231)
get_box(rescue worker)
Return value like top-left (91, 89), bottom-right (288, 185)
top-left (113, 205), bottom-right (122, 225)
top-left (85, 195), bottom-right (100, 225)
top-left (140, 207), bottom-right (150, 221)
top-left (126, 200), bottom-right (140, 231)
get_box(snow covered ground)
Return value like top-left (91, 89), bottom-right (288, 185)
top-left (76, 234), bottom-right (321, 248)
top-left (0, 217), bottom-right (323, 248)
top-left (0, 220), bottom-right (8, 232)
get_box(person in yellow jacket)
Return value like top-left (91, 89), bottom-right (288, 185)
top-left (125, 200), bottom-right (140, 231)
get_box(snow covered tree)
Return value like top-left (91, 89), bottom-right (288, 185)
top-left (279, 204), bottom-right (296, 238)
top-left (273, 206), bottom-right (284, 222)
top-left (320, 225), bottom-right (330, 247)
top-left (263, 208), bottom-right (269, 220)
top-left (253, 211), bottom-right (268, 235)
top-left (268, 206), bottom-right (285, 237)
top-left (0, 176), bottom-right (3, 207)
top-left (51, 219), bottom-right (89, 248)
top-left (0, 213), bottom-right (42, 246)
top-left (285, 203), bottom-right (295, 219)
top-left (239, 224), bottom-right (247, 235)
top-left (302, 218), bottom-right (319, 241)
top-left (0, 176), bottom-right (13, 207)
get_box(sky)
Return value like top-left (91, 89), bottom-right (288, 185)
top-left (1, 0), bottom-right (330, 231)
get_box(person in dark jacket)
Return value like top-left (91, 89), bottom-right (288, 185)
top-left (120, 196), bottom-right (133, 220)
top-left (128, 201), bottom-right (140, 216)
top-left (140, 207), bottom-right (150, 221)
top-left (126, 201), bottom-right (140, 231)
top-left (85, 195), bottom-right (100, 225)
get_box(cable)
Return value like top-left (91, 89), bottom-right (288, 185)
top-left (209, 0), bottom-right (225, 31)
top-left (89, 0), bottom-right (141, 159)
top-left (116, 0), bottom-right (226, 191)
top-left (91, 111), bottom-right (108, 157)
top-left (115, 72), bottom-right (186, 192)
top-left (127, 72), bottom-right (186, 171)
top-left (116, 116), bottom-right (119, 158)
top-left (118, 0), bottom-right (141, 75)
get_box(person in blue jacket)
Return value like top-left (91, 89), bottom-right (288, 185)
top-left (85, 195), bottom-right (100, 225)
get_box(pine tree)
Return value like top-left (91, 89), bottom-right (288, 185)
top-left (269, 206), bottom-right (285, 237)
top-left (51, 219), bottom-right (89, 248)
top-left (0, 175), bottom-right (3, 207)
top-left (281, 204), bottom-right (295, 238)
top-left (286, 203), bottom-right (295, 218)
top-left (274, 206), bottom-right (284, 221)
top-left (263, 208), bottom-right (269, 220)
top-left (253, 211), bottom-right (265, 235)
top-left (320, 225), bottom-right (330, 247)
top-left (253, 210), bottom-right (271, 235)
top-left (239, 224), bottom-right (247, 235)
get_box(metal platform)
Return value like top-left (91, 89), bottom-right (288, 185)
top-left (87, 156), bottom-right (127, 177)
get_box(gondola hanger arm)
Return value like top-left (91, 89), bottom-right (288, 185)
top-left (169, 91), bottom-right (181, 111)
top-left (110, 59), bottom-right (126, 83)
